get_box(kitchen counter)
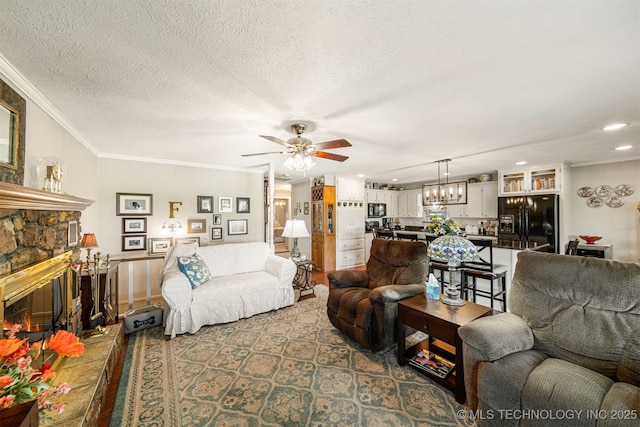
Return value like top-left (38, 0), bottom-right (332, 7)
top-left (377, 229), bottom-right (497, 241)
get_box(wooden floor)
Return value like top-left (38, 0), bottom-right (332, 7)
top-left (97, 266), bottom-right (355, 426)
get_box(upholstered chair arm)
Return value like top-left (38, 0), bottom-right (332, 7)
top-left (161, 270), bottom-right (193, 308)
top-left (458, 312), bottom-right (534, 361)
top-left (328, 270), bottom-right (370, 290)
top-left (458, 312), bottom-right (534, 409)
top-left (369, 284), bottom-right (425, 304)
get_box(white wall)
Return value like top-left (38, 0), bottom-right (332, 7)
top-left (291, 179), bottom-right (312, 258)
top-left (97, 158), bottom-right (265, 256)
top-left (568, 160), bottom-right (640, 262)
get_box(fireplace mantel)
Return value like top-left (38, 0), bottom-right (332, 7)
top-left (0, 181), bottom-right (94, 211)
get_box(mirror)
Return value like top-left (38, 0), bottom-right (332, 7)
top-left (0, 77), bottom-right (25, 185)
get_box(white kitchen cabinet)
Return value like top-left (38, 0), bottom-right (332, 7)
top-left (499, 164), bottom-right (563, 196)
top-left (364, 233), bottom-right (374, 261)
top-left (446, 182), bottom-right (498, 219)
top-left (337, 238), bottom-right (366, 269)
top-left (366, 189), bottom-right (398, 216)
top-left (337, 177), bottom-right (365, 201)
top-left (397, 189), bottom-right (423, 218)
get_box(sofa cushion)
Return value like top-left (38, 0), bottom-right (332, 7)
top-left (523, 358), bottom-right (614, 422)
top-left (177, 253), bottom-right (212, 288)
top-left (617, 333), bottom-right (640, 386)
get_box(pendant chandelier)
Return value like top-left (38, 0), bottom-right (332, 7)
top-left (422, 159), bottom-right (468, 208)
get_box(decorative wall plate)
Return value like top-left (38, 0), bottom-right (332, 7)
top-left (606, 195), bottom-right (624, 208)
top-left (614, 184), bottom-right (634, 196)
top-left (576, 187), bottom-right (594, 197)
top-left (594, 185), bottom-right (613, 197)
top-left (586, 196), bottom-right (603, 208)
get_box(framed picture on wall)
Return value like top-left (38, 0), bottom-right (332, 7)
top-left (122, 235), bottom-right (147, 251)
top-left (68, 220), bottom-right (78, 246)
top-left (236, 197), bottom-right (250, 213)
top-left (197, 196), bottom-right (214, 213)
top-left (122, 217), bottom-right (147, 234)
top-left (211, 227), bottom-right (223, 240)
top-left (228, 219), bottom-right (248, 235)
top-left (212, 214), bottom-right (222, 225)
top-left (219, 197), bottom-right (232, 213)
top-left (175, 236), bottom-right (200, 246)
top-left (187, 218), bottom-right (206, 234)
top-left (149, 237), bottom-right (173, 254)
top-left (116, 193), bottom-right (153, 216)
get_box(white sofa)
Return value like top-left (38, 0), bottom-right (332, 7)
top-left (161, 241), bottom-right (296, 338)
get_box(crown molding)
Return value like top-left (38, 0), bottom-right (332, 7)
top-left (0, 53), bottom-right (98, 156)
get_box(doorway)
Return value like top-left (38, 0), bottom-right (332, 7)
top-left (274, 198), bottom-right (289, 253)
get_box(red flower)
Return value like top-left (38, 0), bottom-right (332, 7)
top-left (0, 338), bottom-right (24, 357)
top-left (46, 330), bottom-right (84, 357)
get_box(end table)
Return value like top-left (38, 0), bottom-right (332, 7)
top-left (292, 259), bottom-right (316, 300)
top-left (397, 294), bottom-right (493, 403)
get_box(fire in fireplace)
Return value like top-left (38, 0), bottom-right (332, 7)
top-left (0, 251), bottom-right (81, 366)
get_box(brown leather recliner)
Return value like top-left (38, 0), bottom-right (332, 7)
top-left (327, 238), bottom-right (429, 352)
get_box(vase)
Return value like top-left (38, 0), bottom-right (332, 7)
top-left (0, 401), bottom-right (39, 426)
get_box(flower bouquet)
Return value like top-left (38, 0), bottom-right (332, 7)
top-left (0, 324), bottom-right (84, 420)
top-left (427, 215), bottom-right (464, 236)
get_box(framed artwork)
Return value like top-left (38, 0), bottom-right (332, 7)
top-left (122, 235), bottom-right (147, 251)
top-left (68, 220), bottom-right (78, 246)
top-left (149, 237), bottom-right (173, 254)
top-left (228, 219), bottom-right (248, 235)
top-left (197, 196), bottom-right (214, 213)
top-left (219, 196), bottom-right (232, 213)
top-left (175, 236), bottom-right (200, 246)
top-left (116, 193), bottom-right (153, 216)
top-left (187, 218), bottom-right (206, 234)
top-left (211, 227), bottom-right (223, 240)
top-left (212, 214), bottom-right (222, 225)
top-left (122, 217), bottom-right (147, 234)
top-left (236, 197), bottom-right (250, 213)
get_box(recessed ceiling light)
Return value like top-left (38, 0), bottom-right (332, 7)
top-left (391, 178), bottom-right (398, 182)
top-left (615, 145), bottom-right (633, 151)
top-left (357, 174), bottom-right (365, 178)
top-left (516, 161), bottom-right (527, 165)
top-left (602, 123), bottom-right (629, 131)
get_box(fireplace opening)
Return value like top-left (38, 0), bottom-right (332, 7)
top-left (0, 251), bottom-right (80, 368)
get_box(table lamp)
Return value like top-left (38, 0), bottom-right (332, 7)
top-left (81, 233), bottom-right (99, 264)
top-left (281, 219), bottom-right (310, 260)
top-left (427, 234), bottom-right (478, 306)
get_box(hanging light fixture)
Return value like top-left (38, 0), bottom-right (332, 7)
top-left (422, 159), bottom-right (468, 207)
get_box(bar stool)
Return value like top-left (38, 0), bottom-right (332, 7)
top-left (374, 228), bottom-right (395, 239)
top-left (462, 239), bottom-right (508, 311)
top-left (396, 232), bottom-right (418, 241)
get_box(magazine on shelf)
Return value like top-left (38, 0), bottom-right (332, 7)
top-left (409, 350), bottom-right (455, 379)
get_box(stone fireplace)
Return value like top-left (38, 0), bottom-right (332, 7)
top-left (0, 181), bottom-right (93, 338)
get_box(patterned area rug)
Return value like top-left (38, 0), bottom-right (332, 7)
top-left (110, 285), bottom-right (474, 426)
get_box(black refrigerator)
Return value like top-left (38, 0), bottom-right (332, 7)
top-left (497, 194), bottom-right (559, 253)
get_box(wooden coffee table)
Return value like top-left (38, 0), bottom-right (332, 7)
top-left (397, 294), bottom-right (493, 403)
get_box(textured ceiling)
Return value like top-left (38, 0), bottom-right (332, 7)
top-left (0, 0), bottom-right (638, 185)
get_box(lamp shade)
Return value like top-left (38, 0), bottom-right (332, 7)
top-left (281, 219), bottom-right (310, 238)
top-left (427, 234), bottom-right (477, 263)
top-left (80, 233), bottom-right (98, 248)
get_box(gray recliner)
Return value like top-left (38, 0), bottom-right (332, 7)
top-left (459, 251), bottom-right (640, 426)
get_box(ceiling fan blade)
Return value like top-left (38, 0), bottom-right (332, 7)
top-left (241, 151), bottom-right (284, 157)
top-left (315, 151), bottom-right (349, 162)
top-left (313, 139), bottom-right (352, 150)
top-left (259, 135), bottom-right (290, 147)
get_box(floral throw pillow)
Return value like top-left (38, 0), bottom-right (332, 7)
top-left (177, 253), bottom-right (212, 288)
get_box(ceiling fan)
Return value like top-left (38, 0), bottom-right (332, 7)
top-left (242, 123), bottom-right (352, 167)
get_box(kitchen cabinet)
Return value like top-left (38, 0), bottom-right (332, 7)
top-left (336, 177), bottom-right (365, 201)
top-left (397, 189), bottom-right (423, 218)
top-left (447, 182), bottom-right (498, 219)
top-left (366, 189), bottom-right (399, 217)
top-left (499, 164), bottom-right (563, 196)
top-left (337, 202), bottom-right (366, 269)
top-left (364, 233), bottom-right (374, 261)
top-left (311, 186), bottom-right (336, 272)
